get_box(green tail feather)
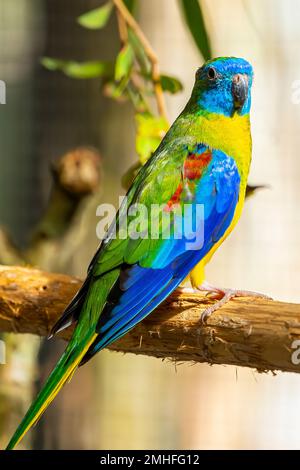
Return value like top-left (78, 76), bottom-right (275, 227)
top-left (6, 330), bottom-right (97, 450)
top-left (6, 266), bottom-right (120, 450)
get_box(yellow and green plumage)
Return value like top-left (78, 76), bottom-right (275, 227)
top-left (7, 57), bottom-right (253, 449)
top-left (189, 110), bottom-right (252, 286)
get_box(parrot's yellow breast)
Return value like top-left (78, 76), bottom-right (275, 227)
top-left (189, 112), bottom-right (252, 287)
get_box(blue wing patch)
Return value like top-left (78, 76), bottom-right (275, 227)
top-left (80, 148), bottom-right (240, 364)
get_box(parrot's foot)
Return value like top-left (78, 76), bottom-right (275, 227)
top-left (177, 286), bottom-right (195, 295)
top-left (195, 282), bottom-right (271, 323)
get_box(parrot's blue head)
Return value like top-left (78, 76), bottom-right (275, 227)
top-left (193, 57), bottom-right (253, 117)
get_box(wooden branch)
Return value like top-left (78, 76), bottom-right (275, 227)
top-left (0, 265), bottom-right (300, 373)
top-left (29, 147), bottom-right (101, 242)
top-left (24, 147), bottom-right (102, 272)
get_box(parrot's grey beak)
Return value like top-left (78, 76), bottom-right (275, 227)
top-left (232, 74), bottom-right (248, 110)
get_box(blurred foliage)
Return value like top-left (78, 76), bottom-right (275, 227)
top-left (135, 114), bottom-right (169, 164)
top-left (123, 0), bottom-right (136, 13)
top-left (41, 0), bottom-right (211, 187)
top-left (77, 2), bottom-right (114, 30)
top-left (41, 58), bottom-right (113, 79)
top-left (115, 43), bottom-right (134, 81)
top-left (159, 75), bottom-right (183, 94)
top-left (179, 0), bottom-right (211, 61)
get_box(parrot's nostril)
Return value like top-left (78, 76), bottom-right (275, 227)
top-left (233, 74), bottom-right (244, 84)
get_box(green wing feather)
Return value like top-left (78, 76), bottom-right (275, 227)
top-left (6, 135), bottom-right (193, 450)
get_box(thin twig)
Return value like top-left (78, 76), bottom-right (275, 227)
top-left (116, 9), bottom-right (128, 44)
top-left (112, 0), bottom-right (168, 120)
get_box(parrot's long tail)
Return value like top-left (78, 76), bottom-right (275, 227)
top-left (6, 330), bottom-right (97, 450)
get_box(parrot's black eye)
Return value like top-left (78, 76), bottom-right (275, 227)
top-left (207, 67), bottom-right (217, 80)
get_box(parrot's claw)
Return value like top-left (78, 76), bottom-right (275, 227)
top-left (195, 283), bottom-right (272, 323)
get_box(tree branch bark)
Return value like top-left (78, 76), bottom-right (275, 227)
top-left (0, 265), bottom-right (300, 373)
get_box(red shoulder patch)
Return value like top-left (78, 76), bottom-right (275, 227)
top-left (164, 183), bottom-right (183, 212)
top-left (183, 149), bottom-right (212, 180)
top-left (164, 148), bottom-right (212, 211)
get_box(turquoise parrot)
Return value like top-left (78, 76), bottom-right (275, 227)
top-left (7, 57), bottom-right (254, 449)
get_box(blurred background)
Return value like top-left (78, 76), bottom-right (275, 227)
top-left (1, 0), bottom-right (300, 450)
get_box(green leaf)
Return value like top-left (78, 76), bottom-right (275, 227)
top-left (41, 57), bottom-right (113, 79)
top-left (115, 44), bottom-right (134, 81)
top-left (40, 57), bottom-right (64, 72)
top-left (160, 75), bottom-right (183, 94)
top-left (128, 29), bottom-right (150, 74)
top-left (103, 79), bottom-right (129, 101)
top-left (127, 84), bottom-right (149, 113)
top-left (123, 0), bottom-right (136, 13)
top-left (135, 113), bottom-right (169, 164)
top-left (40, 57), bottom-right (65, 71)
top-left (179, 0), bottom-right (211, 60)
top-left (63, 61), bottom-right (111, 79)
top-left (77, 2), bottom-right (113, 30)
top-left (141, 72), bottom-right (183, 94)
